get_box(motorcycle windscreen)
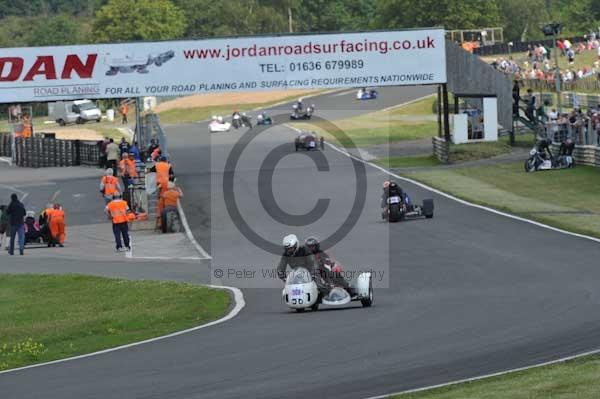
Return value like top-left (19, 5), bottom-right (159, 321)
top-left (322, 287), bottom-right (351, 306)
top-left (286, 268), bottom-right (313, 285)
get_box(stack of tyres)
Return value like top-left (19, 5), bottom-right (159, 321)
top-left (41, 138), bottom-right (49, 167)
top-left (57, 140), bottom-right (63, 166)
top-left (65, 140), bottom-right (73, 166)
top-left (50, 139), bottom-right (58, 167)
top-left (24, 138), bottom-right (33, 167)
top-left (0, 133), bottom-right (10, 157)
top-left (14, 138), bottom-right (22, 166)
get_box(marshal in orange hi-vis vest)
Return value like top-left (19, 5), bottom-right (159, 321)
top-left (107, 199), bottom-right (129, 224)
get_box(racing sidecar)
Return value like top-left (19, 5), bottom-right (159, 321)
top-left (357, 89), bottom-right (378, 100)
top-left (256, 112), bottom-right (273, 125)
top-left (208, 116), bottom-right (231, 133)
top-left (290, 104), bottom-right (315, 120)
top-left (383, 196), bottom-right (434, 222)
top-left (282, 267), bottom-right (373, 312)
top-left (295, 131), bottom-right (324, 151)
top-left (232, 113), bottom-right (252, 129)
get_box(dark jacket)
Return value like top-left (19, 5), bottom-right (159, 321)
top-left (381, 185), bottom-right (405, 207)
top-left (277, 246), bottom-right (315, 281)
top-left (6, 199), bottom-right (26, 226)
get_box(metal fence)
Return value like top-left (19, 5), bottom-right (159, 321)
top-left (545, 120), bottom-right (599, 146)
top-left (524, 78), bottom-right (600, 94)
top-left (473, 36), bottom-right (580, 57)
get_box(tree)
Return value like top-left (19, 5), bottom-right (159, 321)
top-left (497, 0), bottom-right (549, 41)
top-left (92, 0), bottom-right (187, 43)
top-left (28, 14), bottom-right (91, 46)
top-left (172, 0), bottom-right (287, 38)
top-left (375, 0), bottom-right (502, 30)
top-left (560, 0), bottom-right (600, 36)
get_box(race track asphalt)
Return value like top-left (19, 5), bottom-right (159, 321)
top-left (3, 86), bottom-right (600, 399)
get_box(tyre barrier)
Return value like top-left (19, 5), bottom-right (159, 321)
top-left (1, 134), bottom-right (101, 168)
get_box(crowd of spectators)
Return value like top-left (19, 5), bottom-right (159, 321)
top-left (514, 81), bottom-right (600, 145)
top-left (491, 32), bottom-right (600, 83)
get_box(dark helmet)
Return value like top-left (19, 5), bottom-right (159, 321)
top-left (304, 236), bottom-right (320, 253)
top-left (389, 181), bottom-right (398, 189)
top-left (158, 155), bottom-right (167, 162)
top-left (112, 193), bottom-right (122, 200)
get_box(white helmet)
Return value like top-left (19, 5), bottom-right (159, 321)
top-left (298, 98), bottom-right (303, 102)
top-left (283, 234), bottom-right (299, 255)
top-left (217, 116), bottom-right (223, 123)
top-left (211, 115), bottom-right (217, 121)
top-left (105, 168), bottom-right (113, 176)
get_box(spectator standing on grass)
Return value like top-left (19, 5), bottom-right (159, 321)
top-left (105, 194), bottom-right (131, 252)
top-left (6, 193), bottom-right (26, 256)
top-left (119, 101), bottom-right (129, 124)
top-left (105, 138), bottom-right (120, 176)
top-left (557, 39), bottom-right (565, 56)
top-left (567, 48), bottom-right (575, 64)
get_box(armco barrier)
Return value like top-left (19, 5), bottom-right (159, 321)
top-left (433, 136), bottom-right (450, 163)
top-left (550, 143), bottom-right (600, 167)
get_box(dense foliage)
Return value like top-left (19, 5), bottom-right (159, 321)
top-left (0, 0), bottom-right (597, 47)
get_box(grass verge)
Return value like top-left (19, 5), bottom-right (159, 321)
top-left (0, 274), bottom-right (230, 371)
top-left (401, 162), bottom-right (600, 238)
top-left (376, 155), bottom-right (441, 168)
top-left (290, 96), bottom-right (438, 147)
top-left (377, 135), bottom-right (533, 167)
top-left (394, 355), bottom-right (600, 399)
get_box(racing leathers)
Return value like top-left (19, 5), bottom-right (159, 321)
top-left (277, 246), bottom-right (329, 295)
top-left (312, 249), bottom-right (354, 296)
top-left (381, 184), bottom-right (411, 210)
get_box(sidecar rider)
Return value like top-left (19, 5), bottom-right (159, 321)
top-left (559, 137), bottom-right (575, 157)
top-left (277, 234), bottom-right (311, 281)
top-left (295, 98), bottom-right (304, 112)
top-left (536, 137), bottom-right (554, 161)
top-left (277, 234), bottom-right (329, 294)
top-left (304, 236), bottom-right (354, 296)
top-left (381, 180), bottom-right (412, 211)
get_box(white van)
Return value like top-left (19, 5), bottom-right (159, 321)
top-left (49, 100), bottom-right (102, 126)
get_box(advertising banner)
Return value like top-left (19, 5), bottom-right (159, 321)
top-left (0, 29), bottom-right (446, 102)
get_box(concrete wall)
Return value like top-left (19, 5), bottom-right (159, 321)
top-left (446, 40), bottom-right (513, 130)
